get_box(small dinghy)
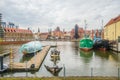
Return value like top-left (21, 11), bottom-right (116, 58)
top-left (19, 41), bottom-right (42, 55)
top-left (50, 49), bottom-right (60, 58)
top-left (44, 65), bottom-right (62, 76)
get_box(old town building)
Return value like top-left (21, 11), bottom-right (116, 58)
top-left (1, 22), bottom-right (33, 41)
top-left (70, 24), bottom-right (84, 39)
top-left (104, 15), bottom-right (120, 41)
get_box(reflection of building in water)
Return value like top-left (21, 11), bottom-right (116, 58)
top-left (108, 53), bottom-right (119, 62)
top-left (1, 22), bottom-right (33, 41)
top-left (108, 55), bottom-right (116, 62)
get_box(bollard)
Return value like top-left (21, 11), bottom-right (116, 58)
top-left (63, 64), bottom-right (66, 80)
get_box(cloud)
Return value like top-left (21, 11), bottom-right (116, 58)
top-left (0, 0), bottom-right (120, 32)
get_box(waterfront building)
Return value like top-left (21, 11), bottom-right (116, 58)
top-left (1, 22), bottom-right (33, 41)
top-left (64, 31), bottom-right (71, 40)
top-left (70, 25), bottom-right (84, 39)
top-left (104, 15), bottom-right (120, 41)
top-left (0, 13), bottom-right (4, 41)
top-left (52, 26), bottom-right (64, 39)
top-left (39, 32), bottom-right (49, 40)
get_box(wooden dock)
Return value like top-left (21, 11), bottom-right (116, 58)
top-left (0, 51), bottom-right (10, 57)
top-left (110, 42), bottom-right (120, 53)
top-left (7, 46), bottom-right (51, 72)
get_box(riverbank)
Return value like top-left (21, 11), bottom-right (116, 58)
top-left (0, 77), bottom-right (118, 80)
top-left (0, 41), bottom-right (30, 45)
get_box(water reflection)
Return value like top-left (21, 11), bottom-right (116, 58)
top-left (20, 55), bottom-right (34, 62)
top-left (79, 50), bottom-right (93, 63)
top-left (80, 50), bottom-right (93, 58)
top-left (0, 41), bottom-right (120, 77)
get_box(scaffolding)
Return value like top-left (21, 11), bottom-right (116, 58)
top-left (0, 13), bottom-right (4, 41)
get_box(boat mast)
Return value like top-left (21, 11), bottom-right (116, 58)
top-left (101, 20), bottom-right (103, 39)
top-left (84, 20), bottom-right (87, 37)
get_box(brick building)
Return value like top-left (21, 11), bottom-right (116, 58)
top-left (1, 22), bottom-right (33, 41)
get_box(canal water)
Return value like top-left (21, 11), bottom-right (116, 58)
top-left (0, 41), bottom-right (120, 77)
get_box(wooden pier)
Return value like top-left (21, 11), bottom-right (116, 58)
top-left (7, 46), bottom-right (51, 72)
top-left (110, 42), bottom-right (120, 53)
top-left (0, 52), bottom-right (10, 57)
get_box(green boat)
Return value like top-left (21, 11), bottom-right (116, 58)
top-left (79, 36), bottom-right (93, 51)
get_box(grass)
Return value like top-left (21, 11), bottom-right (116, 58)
top-left (0, 77), bottom-right (118, 80)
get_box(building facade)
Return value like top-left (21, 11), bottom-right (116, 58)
top-left (1, 22), bottom-right (33, 41)
top-left (70, 25), bottom-right (84, 39)
top-left (104, 15), bottom-right (120, 41)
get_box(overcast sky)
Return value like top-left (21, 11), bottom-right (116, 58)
top-left (0, 0), bottom-right (120, 32)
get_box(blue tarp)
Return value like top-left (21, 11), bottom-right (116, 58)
top-left (19, 41), bottom-right (42, 54)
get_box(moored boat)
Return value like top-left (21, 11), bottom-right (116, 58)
top-left (79, 36), bottom-right (93, 51)
top-left (93, 38), bottom-right (110, 51)
top-left (44, 65), bottom-right (62, 76)
top-left (79, 20), bottom-right (93, 51)
top-left (19, 41), bottom-right (42, 55)
top-left (50, 49), bottom-right (60, 57)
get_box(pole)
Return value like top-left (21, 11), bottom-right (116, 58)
top-left (91, 67), bottom-right (93, 78)
top-left (118, 68), bottom-right (120, 80)
top-left (25, 61), bottom-right (28, 77)
top-left (63, 64), bottom-right (66, 79)
top-left (0, 56), bottom-right (3, 70)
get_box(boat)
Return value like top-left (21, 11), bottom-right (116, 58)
top-left (50, 49), bottom-right (60, 58)
top-left (79, 35), bottom-right (93, 51)
top-left (44, 65), bottom-right (62, 76)
top-left (93, 38), bottom-right (110, 51)
top-left (19, 41), bottom-right (42, 55)
top-left (93, 36), bottom-right (110, 51)
top-left (79, 21), bottom-right (93, 51)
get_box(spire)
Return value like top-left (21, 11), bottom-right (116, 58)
top-left (38, 28), bottom-right (40, 33)
top-left (0, 13), bottom-right (2, 28)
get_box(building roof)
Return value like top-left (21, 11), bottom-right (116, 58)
top-left (4, 28), bottom-right (32, 33)
top-left (105, 15), bottom-right (120, 27)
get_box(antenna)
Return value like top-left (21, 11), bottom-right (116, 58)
top-left (0, 13), bottom-right (2, 27)
top-left (101, 20), bottom-right (104, 39)
top-left (101, 19), bottom-right (103, 30)
top-left (84, 20), bottom-right (87, 36)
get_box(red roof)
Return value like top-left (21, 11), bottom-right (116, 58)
top-left (105, 15), bottom-right (120, 27)
top-left (4, 28), bottom-right (32, 33)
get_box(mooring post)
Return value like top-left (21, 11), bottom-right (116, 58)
top-left (118, 68), bottom-right (120, 80)
top-left (91, 67), bottom-right (93, 78)
top-left (0, 56), bottom-right (3, 70)
top-left (25, 61), bottom-right (28, 77)
top-left (63, 64), bottom-right (66, 79)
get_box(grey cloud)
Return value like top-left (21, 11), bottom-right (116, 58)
top-left (0, 0), bottom-right (120, 32)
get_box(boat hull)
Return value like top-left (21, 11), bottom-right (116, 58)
top-left (93, 39), bottom-right (110, 51)
top-left (79, 37), bottom-right (93, 51)
top-left (80, 47), bottom-right (92, 51)
top-left (44, 65), bottom-right (62, 76)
